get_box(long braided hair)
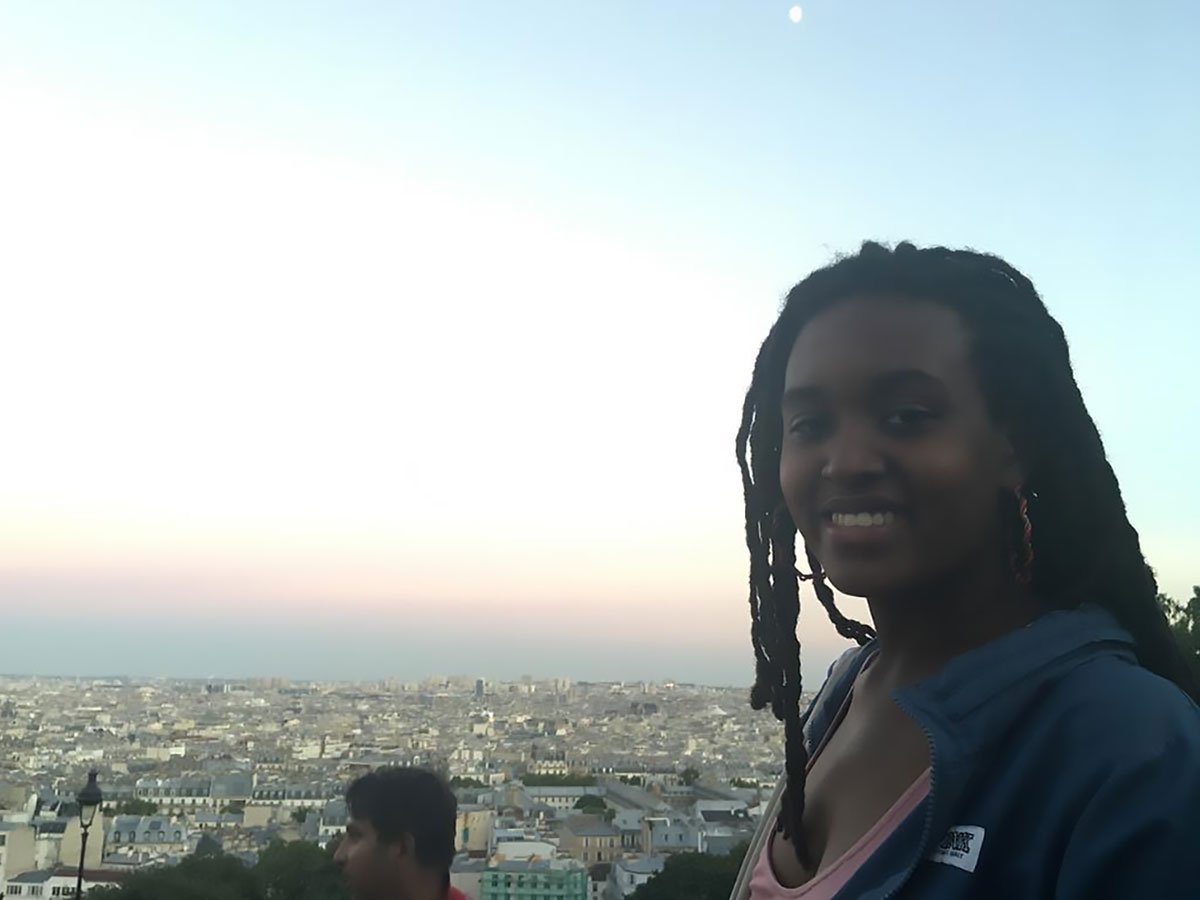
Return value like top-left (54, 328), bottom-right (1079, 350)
top-left (737, 241), bottom-right (1200, 863)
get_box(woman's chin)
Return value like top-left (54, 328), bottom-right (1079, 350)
top-left (821, 563), bottom-right (915, 601)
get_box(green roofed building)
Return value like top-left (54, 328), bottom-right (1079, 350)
top-left (480, 859), bottom-right (587, 900)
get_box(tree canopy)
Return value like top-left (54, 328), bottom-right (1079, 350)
top-left (89, 840), bottom-right (348, 900)
top-left (89, 851), bottom-right (260, 900)
top-left (573, 795), bottom-right (607, 812)
top-left (630, 844), bottom-right (749, 900)
top-left (1160, 587), bottom-right (1200, 681)
top-left (255, 839), bottom-right (348, 900)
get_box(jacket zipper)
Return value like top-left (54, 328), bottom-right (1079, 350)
top-left (878, 695), bottom-right (938, 900)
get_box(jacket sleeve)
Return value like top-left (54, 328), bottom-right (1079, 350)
top-left (1055, 728), bottom-right (1200, 899)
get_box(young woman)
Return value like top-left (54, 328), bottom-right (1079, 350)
top-left (728, 242), bottom-right (1200, 900)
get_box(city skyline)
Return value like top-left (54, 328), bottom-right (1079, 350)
top-left (2, 1), bottom-right (1198, 686)
top-left (0, 667), bottom-right (777, 898)
top-left (0, 672), bottom-right (759, 692)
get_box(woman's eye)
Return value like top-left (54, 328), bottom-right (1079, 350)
top-left (787, 415), bottom-right (829, 441)
top-left (882, 407), bottom-right (936, 431)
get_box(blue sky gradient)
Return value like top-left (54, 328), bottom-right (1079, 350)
top-left (1, 1), bottom-right (1196, 684)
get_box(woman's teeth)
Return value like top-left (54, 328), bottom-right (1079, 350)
top-left (831, 511), bottom-right (896, 527)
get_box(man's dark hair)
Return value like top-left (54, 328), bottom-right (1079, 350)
top-left (345, 767), bottom-right (457, 882)
top-left (736, 240), bottom-right (1200, 866)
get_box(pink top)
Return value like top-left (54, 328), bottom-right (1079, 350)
top-left (749, 654), bottom-right (931, 899)
top-left (748, 769), bottom-right (930, 899)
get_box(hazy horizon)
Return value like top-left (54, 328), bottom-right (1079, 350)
top-left (0, 672), bottom-right (758, 691)
top-left (3, 1), bottom-right (1197, 688)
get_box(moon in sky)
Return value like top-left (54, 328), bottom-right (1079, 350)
top-left (789, 6), bottom-right (803, 23)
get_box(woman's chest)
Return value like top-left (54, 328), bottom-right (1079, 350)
top-left (771, 697), bottom-right (931, 887)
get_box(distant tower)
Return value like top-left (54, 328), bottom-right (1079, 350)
top-left (475, 678), bottom-right (485, 700)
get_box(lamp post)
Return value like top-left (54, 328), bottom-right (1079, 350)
top-left (75, 770), bottom-right (102, 900)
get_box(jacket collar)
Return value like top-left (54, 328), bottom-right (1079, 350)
top-left (897, 604), bottom-right (1136, 737)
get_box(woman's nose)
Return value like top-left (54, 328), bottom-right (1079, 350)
top-left (821, 419), bottom-right (886, 483)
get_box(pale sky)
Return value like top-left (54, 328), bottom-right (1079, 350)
top-left (1, 1), bottom-right (1197, 686)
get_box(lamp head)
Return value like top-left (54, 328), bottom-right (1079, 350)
top-left (78, 770), bottom-right (102, 829)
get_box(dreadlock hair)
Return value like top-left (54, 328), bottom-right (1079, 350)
top-left (736, 240), bottom-right (1200, 864)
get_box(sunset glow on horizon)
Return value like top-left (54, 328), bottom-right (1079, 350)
top-left (2, 1), bottom-right (1197, 685)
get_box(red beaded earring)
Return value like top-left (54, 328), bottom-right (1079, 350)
top-left (1011, 484), bottom-right (1034, 588)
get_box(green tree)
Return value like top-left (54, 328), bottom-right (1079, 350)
top-left (1161, 587), bottom-right (1200, 681)
top-left (115, 798), bottom-right (158, 816)
top-left (87, 840), bottom-right (348, 900)
top-left (630, 844), bottom-right (749, 900)
top-left (290, 807), bottom-right (311, 824)
top-left (573, 795), bottom-right (607, 814)
top-left (88, 848), bottom-right (260, 900)
top-left (449, 776), bottom-right (485, 788)
top-left (221, 801), bottom-right (246, 815)
top-left (679, 766), bottom-right (700, 787)
top-left (255, 839), bottom-right (349, 900)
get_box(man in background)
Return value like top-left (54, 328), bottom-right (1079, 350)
top-left (334, 766), bottom-right (468, 900)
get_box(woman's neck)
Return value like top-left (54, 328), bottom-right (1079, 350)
top-left (864, 557), bottom-right (1044, 690)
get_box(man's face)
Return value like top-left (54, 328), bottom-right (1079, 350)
top-left (334, 816), bottom-right (401, 900)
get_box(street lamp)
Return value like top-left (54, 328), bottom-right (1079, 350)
top-left (75, 770), bottom-right (103, 899)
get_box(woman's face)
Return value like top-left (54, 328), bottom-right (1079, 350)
top-left (779, 294), bottom-right (1019, 598)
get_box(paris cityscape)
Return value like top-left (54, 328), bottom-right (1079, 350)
top-left (3, 0), bottom-right (1196, 897)
top-left (0, 672), bottom-right (800, 898)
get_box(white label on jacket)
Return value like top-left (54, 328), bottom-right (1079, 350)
top-left (928, 825), bottom-right (985, 873)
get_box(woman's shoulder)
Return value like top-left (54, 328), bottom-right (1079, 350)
top-left (802, 643), bottom-right (875, 749)
top-left (1045, 653), bottom-right (1200, 763)
top-left (1044, 659), bottom-right (1200, 896)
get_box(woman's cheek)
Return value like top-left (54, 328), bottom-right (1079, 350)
top-left (910, 443), bottom-right (1000, 548)
top-left (779, 449), bottom-right (816, 533)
